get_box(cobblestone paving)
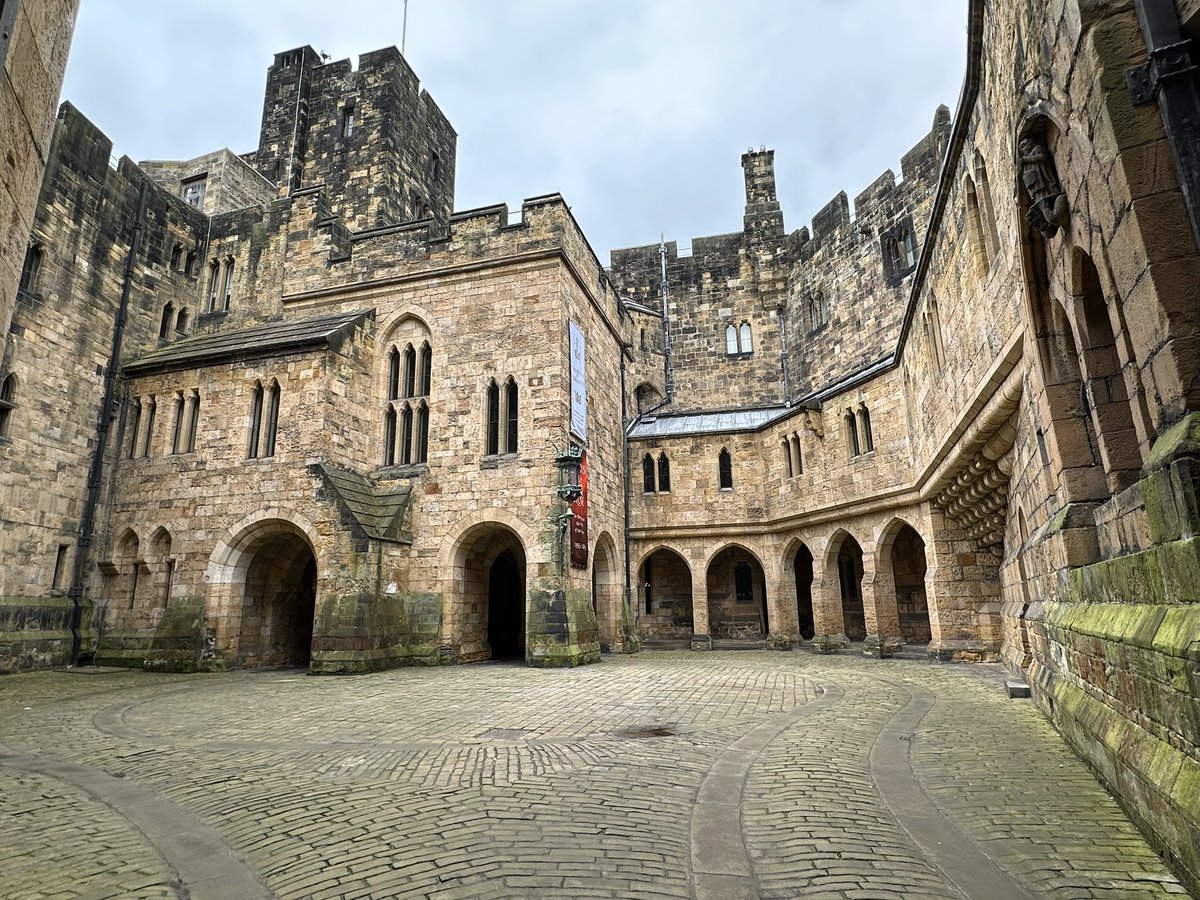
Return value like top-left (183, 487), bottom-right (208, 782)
top-left (0, 652), bottom-right (1188, 899)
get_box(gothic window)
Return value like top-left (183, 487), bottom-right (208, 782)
top-left (486, 379), bottom-right (500, 456)
top-left (185, 250), bottom-right (198, 276)
top-left (902, 229), bottom-right (918, 268)
top-left (884, 237), bottom-right (903, 276)
top-left (181, 175), bottom-right (207, 209)
top-left (718, 448), bottom-right (733, 490)
top-left (387, 347), bottom-right (400, 400)
top-left (430, 152), bottom-right (441, 185)
top-left (734, 562), bottom-right (753, 603)
top-left (657, 453), bottom-right (671, 493)
top-left (170, 243), bottom-right (183, 271)
top-left (141, 397), bottom-right (156, 457)
top-left (926, 299), bottom-right (946, 371)
top-left (415, 401), bottom-right (429, 464)
top-left (19, 243), bottom-right (43, 295)
top-left (159, 303), bottom-right (174, 339)
top-left (963, 174), bottom-right (988, 280)
top-left (0, 374), bottom-right (16, 438)
top-left (206, 261), bottom-right (220, 312)
top-left (175, 308), bottom-right (189, 335)
top-left (504, 377), bottom-right (518, 453)
top-left (401, 404), bottom-right (414, 464)
top-left (418, 342), bottom-right (432, 396)
top-left (845, 410), bottom-right (860, 458)
top-left (221, 258), bottom-right (234, 310)
top-left (185, 390), bottom-right (200, 452)
top-left (383, 405), bottom-right (397, 466)
top-left (247, 382), bottom-right (264, 459)
top-left (974, 151), bottom-right (1000, 265)
top-left (127, 399), bottom-right (141, 459)
top-left (643, 454), bottom-right (656, 493)
top-left (783, 439), bottom-right (793, 478)
top-left (808, 290), bottom-right (828, 329)
top-left (403, 344), bottom-right (417, 398)
top-left (170, 392), bottom-right (185, 454)
top-left (858, 405), bottom-right (874, 453)
top-left (725, 325), bottom-right (739, 355)
top-left (262, 380), bottom-right (280, 457)
top-left (739, 322), bottom-right (753, 354)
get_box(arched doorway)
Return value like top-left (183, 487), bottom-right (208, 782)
top-left (889, 524), bottom-right (930, 644)
top-left (452, 522), bottom-right (527, 662)
top-left (592, 534), bottom-right (619, 651)
top-left (837, 537), bottom-right (866, 641)
top-left (637, 548), bottom-right (693, 644)
top-left (706, 546), bottom-right (768, 642)
top-left (237, 529), bottom-right (317, 667)
top-left (791, 543), bottom-right (815, 640)
top-left (488, 549), bottom-right (524, 659)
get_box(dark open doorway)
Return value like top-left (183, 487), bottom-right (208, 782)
top-left (487, 549), bottom-right (525, 659)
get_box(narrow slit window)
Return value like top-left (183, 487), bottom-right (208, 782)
top-left (718, 448), bottom-right (733, 490)
top-left (401, 404), bottom-right (414, 464)
top-left (791, 435), bottom-right (803, 476)
top-left (222, 258), bottom-right (234, 310)
top-left (403, 344), bottom-right (416, 398)
top-left (262, 381), bottom-right (280, 458)
top-left (207, 262), bottom-right (220, 312)
top-left (159, 303), bottom-right (174, 339)
top-left (384, 405), bottom-right (397, 466)
top-left (859, 406), bottom-right (874, 453)
top-left (127, 400), bottom-right (142, 459)
top-left (52, 545), bottom-right (69, 589)
top-left (141, 398), bottom-right (156, 458)
top-left (846, 411), bottom-right (860, 458)
top-left (0, 374), bottom-right (16, 438)
top-left (783, 440), bottom-right (793, 479)
top-left (642, 454), bottom-right (656, 493)
top-left (504, 377), bottom-right (518, 452)
top-left (341, 104), bottom-right (355, 138)
top-left (171, 393), bottom-right (185, 454)
top-left (19, 244), bottom-right (43, 295)
top-left (175, 308), bottom-right (189, 335)
top-left (186, 391), bottom-right (200, 452)
top-left (657, 453), bottom-right (671, 493)
top-left (486, 380), bottom-right (500, 456)
top-left (416, 402), bottom-right (429, 464)
top-left (418, 342), bottom-right (432, 396)
top-left (247, 382), bottom-right (264, 459)
top-left (387, 347), bottom-right (400, 400)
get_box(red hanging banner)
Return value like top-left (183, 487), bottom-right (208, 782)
top-left (570, 451), bottom-right (589, 569)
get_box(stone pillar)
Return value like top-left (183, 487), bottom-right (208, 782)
top-left (863, 557), bottom-right (902, 640)
top-left (766, 552), bottom-right (798, 650)
top-left (810, 550), bottom-right (847, 643)
top-left (691, 561), bottom-right (711, 650)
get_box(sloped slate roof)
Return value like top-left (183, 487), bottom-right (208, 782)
top-left (629, 406), bottom-right (792, 439)
top-left (125, 310), bottom-right (371, 375)
top-left (314, 464), bottom-right (412, 544)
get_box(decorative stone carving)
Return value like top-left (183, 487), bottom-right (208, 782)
top-left (1019, 136), bottom-right (1070, 237)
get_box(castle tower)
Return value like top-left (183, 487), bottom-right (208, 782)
top-left (251, 45), bottom-right (458, 231)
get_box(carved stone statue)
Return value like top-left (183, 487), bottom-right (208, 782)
top-left (1019, 136), bottom-right (1070, 237)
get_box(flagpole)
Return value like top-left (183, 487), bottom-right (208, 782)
top-left (402, 0), bottom-right (409, 55)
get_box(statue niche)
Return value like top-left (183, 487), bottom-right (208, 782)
top-left (1019, 136), bottom-right (1069, 237)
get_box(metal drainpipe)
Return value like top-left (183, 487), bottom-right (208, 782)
top-left (779, 303), bottom-right (792, 405)
top-left (1129, 0), bottom-right (1200, 251)
top-left (68, 183), bottom-right (147, 664)
top-left (659, 240), bottom-right (673, 402)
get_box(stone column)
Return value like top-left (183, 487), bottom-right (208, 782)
top-left (691, 558), bottom-right (711, 650)
top-left (810, 550), bottom-right (846, 644)
top-left (766, 552), bottom-right (798, 650)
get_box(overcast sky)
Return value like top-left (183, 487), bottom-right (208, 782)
top-left (60, 1), bottom-right (968, 259)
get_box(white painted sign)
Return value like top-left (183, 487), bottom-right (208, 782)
top-left (569, 320), bottom-right (587, 441)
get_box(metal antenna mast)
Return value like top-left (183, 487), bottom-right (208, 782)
top-left (402, 0), bottom-right (410, 54)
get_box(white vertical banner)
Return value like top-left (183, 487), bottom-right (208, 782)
top-left (569, 320), bottom-right (587, 441)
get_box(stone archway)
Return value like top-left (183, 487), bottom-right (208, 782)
top-left (637, 547), bottom-right (693, 644)
top-left (836, 537), bottom-right (866, 642)
top-left (787, 541), bottom-right (816, 640)
top-left (884, 522), bottom-right (931, 644)
top-left (237, 530), bottom-right (317, 668)
top-left (592, 533), bottom-right (620, 652)
top-left (450, 521), bottom-right (528, 663)
top-left (706, 545), bottom-right (769, 642)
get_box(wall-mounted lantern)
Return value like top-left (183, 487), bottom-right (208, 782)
top-left (555, 445), bottom-right (584, 503)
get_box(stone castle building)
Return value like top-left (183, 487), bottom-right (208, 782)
top-left (1, 0), bottom-right (1199, 891)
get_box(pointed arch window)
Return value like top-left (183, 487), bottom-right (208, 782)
top-left (170, 243), bottom-right (183, 271)
top-left (783, 439), bottom-right (793, 478)
top-left (902, 229), bottom-right (918, 268)
top-left (963, 175), bottom-right (989, 280)
top-left (185, 390), bottom-right (200, 453)
top-left (974, 151), bottom-right (1000, 266)
top-left (718, 448), bottom-right (733, 490)
top-left (383, 405), bottom-right (397, 466)
top-left (141, 397), bottom-right (156, 457)
top-left (403, 344), bottom-right (417, 398)
top-left (486, 379), bottom-right (500, 456)
top-left (0, 374), bottom-right (16, 438)
top-left (725, 325), bottom-right (739, 355)
top-left (418, 342), bottom-right (432, 396)
top-left (159, 303), bottom-right (174, 339)
top-left (262, 380), bottom-right (280, 458)
top-left (845, 410), bottom-right (861, 458)
top-left (657, 453), bottom-right (671, 493)
top-left (725, 322), bottom-right (754, 356)
top-left (739, 322), bottom-right (753, 354)
top-left (415, 401), bottom-right (429, 464)
top-left (790, 434), bottom-right (803, 476)
top-left (858, 405), bottom-right (874, 453)
top-left (221, 257), bottom-right (234, 310)
top-left (171, 392), bottom-right (185, 454)
top-left (504, 377), bottom-right (518, 453)
top-left (387, 347), bottom-right (401, 400)
top-left (206, 261), bottom-right (220, 312)
top-left (247, 382), bottom-right (264, 459)
top-left (642, 453), bottom-right (656, 493)
top-left (400, 404), bottom-right (414, 464)
top-left (175, 308), bottom-right (189, 336)
top-left (127, 399), bottom-right (142, 459)
top-left (19, 244), bottom-right (43, 295)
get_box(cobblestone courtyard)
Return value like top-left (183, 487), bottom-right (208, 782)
top-left (0, 652), bottom-right (1188, 899)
